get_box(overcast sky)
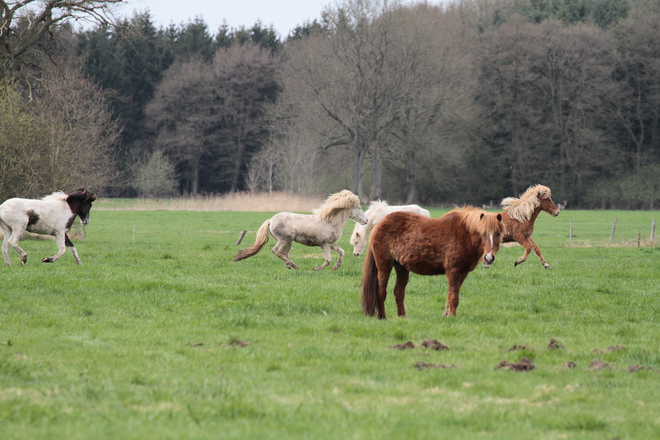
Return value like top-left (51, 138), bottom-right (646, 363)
top-left (122, 0), bottom-right (330, 38)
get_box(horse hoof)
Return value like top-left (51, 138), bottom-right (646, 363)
top-left (514, 261), bottom-right (521, 267)
top-left (544, 265), bottom-right (550, 270)
top-left (20, 257), bottom-right (27, 266)
top-left (42, 258), bottom-right (53, 263)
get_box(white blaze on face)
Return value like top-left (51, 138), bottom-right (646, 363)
top-left (484, 233), bottom-right (495, 264)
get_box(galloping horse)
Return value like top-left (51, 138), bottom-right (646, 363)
top-left (360, 207), bottom-right (503, 319)
top-left (499, 184), bottom-right (559, 269)
top-left (234, 190), bottom-right (368, 270)
top-left (349, 200), bottom-right (430, 256)
top-left (0, 188), bottom-right (97, 267)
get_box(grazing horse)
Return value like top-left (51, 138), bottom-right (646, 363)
top-left (234, 190), bottom-right (368, 270)
top-left (499, 184), bottom-right (559, 269)
top-left (349, 200), bottom-right (430, 256)
top-left (0, 188), bottom-right (97, 267)
top-left (360, 207), bottom-right (503, 319)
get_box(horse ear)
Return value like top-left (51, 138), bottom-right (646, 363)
top-left (480, 213), bottom-right (484, 220)
top-left (497, 213), bottom-right (502, 221)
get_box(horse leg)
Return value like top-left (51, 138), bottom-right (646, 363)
top-left (376, 261), bottom-right (394, 320)
top-left (443, 271), bottom-right (468, 317)
top-left (1, 222), bottom-right (13, 267)
top-left (272, 240), bottom-right (299, 270)
top-left (514, 233), bottom-right (532, 267)
top-left (527, 237), bottom-right (550, 269)
top-left (6, 224), bottom-right (28, 266)
top-left (393, 263), bottom-right (410, 317)
top-left (314, 244), bottom-right (332, 271)
top-left (42, 232), bottom-right (67, 263)
top-left (330, 243), bottom-right (344, 270)
top-left (65, 234), bottom-right (83, 265)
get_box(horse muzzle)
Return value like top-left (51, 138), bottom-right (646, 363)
top-left (484, 253), bottom-right (495, 265)
top-left (552, 211), bottom-right (560, 217)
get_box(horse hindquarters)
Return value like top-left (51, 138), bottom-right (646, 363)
top-left (360, 248), bottom-right (383, 317)
top-left (360, 247), bottom-right (393, 319)
top-left (234, 219), bottom-right (271, 262)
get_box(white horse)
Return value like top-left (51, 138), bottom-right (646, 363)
top-left (234, 190), bottom-right (368, 270)
top-left (350, 200), bottom-right (430, 256)
top-left (0, 188), bottom-right (97, 267)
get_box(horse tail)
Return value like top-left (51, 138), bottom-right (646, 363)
top-left (234, 219), bottom-right (271, 262)
top-left (360, 247), bottom-right (379, 316)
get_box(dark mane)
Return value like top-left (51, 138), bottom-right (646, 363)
top-left (66, 188), bottom-right (97, 203)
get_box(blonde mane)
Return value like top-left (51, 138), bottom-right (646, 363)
top-left (501, 184), bottom-right (552, 223)
top-left (313, 190), bottom-right (361, 222)
top-left (42, 191), bottom-right (67, 202)
top-left (364, 200), bottom-right (388, 216)
top-left (447, 206), bottom-right (503, 236)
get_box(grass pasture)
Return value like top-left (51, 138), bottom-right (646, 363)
top-left (1, 203), bottom-right (659, 439)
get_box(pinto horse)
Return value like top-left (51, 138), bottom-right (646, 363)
top-left (360, 207), bottom-right (503, 319)
top-left (499, 184), bottom-right (559, 269)
top-left (234, 190), bottom-right (368, 270)
top-left (349, 200), bottom-right (430, 256)
top-left (0, 188), bottom-right (97, 267)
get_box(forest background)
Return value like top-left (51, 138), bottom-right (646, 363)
top-left (1, 0), bottom-right (659, 209)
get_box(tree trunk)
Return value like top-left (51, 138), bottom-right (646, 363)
top-left (370, 147), bottom-right (382, 201)
top-left (405, 151), bottom-right (417, 204)
top-left (353, 145), bottom-right (367, 200)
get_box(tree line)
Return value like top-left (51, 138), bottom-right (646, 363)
top-left (1, 0), bottom-right (659, 208)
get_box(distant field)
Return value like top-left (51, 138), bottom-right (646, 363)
top-left (1, 204), bottom-right (659, 439)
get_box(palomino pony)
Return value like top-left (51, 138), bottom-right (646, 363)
top-left (498, 184), bottom-right (559, 269)
top-left (234, 190), bottom-right (368, 270)
top-left (360, 207), bottom-right (503, 319)
top-left (0, 188), bottom-right (97, 267)
top-left (350, 200), bottom-right (430, 256)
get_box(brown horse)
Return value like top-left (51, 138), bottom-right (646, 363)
top-left (498, 184), bottom-right (559, 269)
top-left (360, 207), bottom-right (503, 319)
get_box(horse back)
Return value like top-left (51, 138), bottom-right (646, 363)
top-left (371, 211), bottom-right (482, 276)
top-left (500, 210), bottom-right (533, 242)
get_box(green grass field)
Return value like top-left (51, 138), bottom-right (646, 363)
top-left (1, 205), bottom-right (659, 439)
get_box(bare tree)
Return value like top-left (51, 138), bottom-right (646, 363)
top-left (146, 56), bottom-right (215, 195)
top-left (0, 0), bottom-right (122, 77)
top-left (0, 80), bottom-right (46, 199)
top-left (212, 43), bottom-right (281, 192)
top-left (0, 56), bottom-right (119, 199)
top-left (285, 0), bottom-right (409, 200)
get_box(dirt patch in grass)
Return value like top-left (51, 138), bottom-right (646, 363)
top-left (589, 359), bottom-right (611, 370)
top-left (628, 365), bottom-right (652, 373)
top-left (494, 357), bottom-right (536, 372)
top-left (593, 345), bottom-right (625, 353)
top-left (389, 341), bottom-right (415, 350)
top-left (507, 344), bottom-right (536, 351)
top-left (414, 362), bottom-right (458, 370)
top-left (547, 338), bottom-right (564, 349)
top-left (421, 339), bottom-right (449, 351)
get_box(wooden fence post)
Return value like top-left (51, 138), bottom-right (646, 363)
top-left (652, 219), bottom-right (656, 241)
top-left (610, 218), bottom-right (617, 243)
top-left (236, 229), bottom-right (247, 245)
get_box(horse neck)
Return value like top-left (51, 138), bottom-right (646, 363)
top-left (327, 209), bottom-right (350, 230)
top-left (529, 205), bottom-right (543, 223)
